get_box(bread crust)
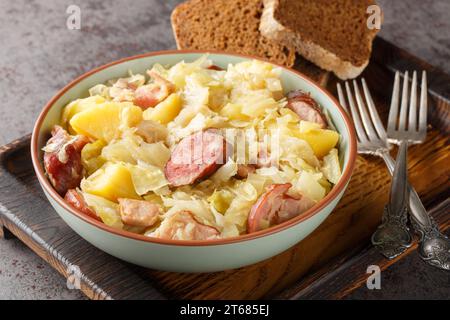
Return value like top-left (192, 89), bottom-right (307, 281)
top-left (171, 0), bottom-right (296, 67)
top-left (171, 2), bottom-right (189, 50)
top-left (260, 0), bottom-right (379, 79)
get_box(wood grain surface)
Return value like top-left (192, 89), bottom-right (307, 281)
top-left (0, 38), bottom-right (448, 300)
top-left (275, 199), bottom-right (449, 299)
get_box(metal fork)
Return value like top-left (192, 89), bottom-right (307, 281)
top-left (337, 74), bottom-right (450, 270)
top-left (387, 71), bottom-right (450, 270)
top-left (337, 79), bottom-right (412, 259)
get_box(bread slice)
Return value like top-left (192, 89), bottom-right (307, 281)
top-left (171, 0), bottom-right (296, 67)
top-left (260, 0), bottom-right (380, 79)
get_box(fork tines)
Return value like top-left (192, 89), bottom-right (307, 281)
top-left (337, 78), bottom-right (387, 150)
top-left (337, 71), bottom-right (427, 147)
top-left (387, 71), bottom-right (428, 143)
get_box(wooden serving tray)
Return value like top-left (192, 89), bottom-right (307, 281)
top-left (0, 38), bottom-right (449, 300)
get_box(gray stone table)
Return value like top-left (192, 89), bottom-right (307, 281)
top-left (0, 0), bottom-right (449, 299)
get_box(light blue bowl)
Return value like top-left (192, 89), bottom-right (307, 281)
top-left (32, 50), bottom-right (357, 272)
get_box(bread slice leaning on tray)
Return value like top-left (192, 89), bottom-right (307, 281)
top-left (260, 0), bottom-right (381, 79)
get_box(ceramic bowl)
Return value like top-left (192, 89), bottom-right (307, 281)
top-left (31, 50), bottom-right (356, 272)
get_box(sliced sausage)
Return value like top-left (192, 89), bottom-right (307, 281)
top-left (43, 126), bottom-right (89, 195)
top-left (287, 90), bottom-right (328, 128)
top-left (133, 71), bottom-right (175, 109)
top-left (151, 210), bottom-right (219, 240)
top-left (247, 183), bottom-right (316, 233)
top-left (64, 189), bottom-right (100, 221)
top-left (118, 198), bottom-right (160, 228)
top-left (164, 129), bottom-right (229, 187)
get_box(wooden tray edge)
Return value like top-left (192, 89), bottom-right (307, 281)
top-left (0, 135), bottom-right (169, 300)
top-left (274, 199), bottom-right (449, 299)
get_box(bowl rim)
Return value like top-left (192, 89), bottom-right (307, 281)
top-left (31, 49), bottom-right (357, 247)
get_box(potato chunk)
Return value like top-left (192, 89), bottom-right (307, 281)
top-left (70, 102), bottom-right (142, 142)
top-left (62, 95), bottom-right (105, 134)
top-left (295, 129), bottom-right (339, 158)
top-left (143, 93), bottom-right (182, 124)
top-left (81, 163), bottom-right (140, 202)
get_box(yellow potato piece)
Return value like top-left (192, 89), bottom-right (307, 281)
top-left (295, 129), bottom-right (339, 158)
top-left (143, 93), bottom-right (182, 124)
top-left (62, 95), bottom-right (105, 134)
top-left (81, 163), bottom-right (140, 202)
top-left (70, 102), bottom-right (142, 142)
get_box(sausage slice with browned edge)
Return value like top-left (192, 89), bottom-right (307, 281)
top-left (43, 126), bottom-right (89, 195)
top-left (64, 189), bottom-right (100, 221)
top-left (287, 90), bottom-right (328, 128)
top-left (164, 129), bottom-right (230, 187)
top-left (247, 183), bottom-right (316, 233)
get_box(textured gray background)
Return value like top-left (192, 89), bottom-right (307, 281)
top-left (0, 0), bottom-right (449, 300)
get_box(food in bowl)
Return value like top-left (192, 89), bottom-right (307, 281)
top-left (41, 56), bottom-right (342, 241)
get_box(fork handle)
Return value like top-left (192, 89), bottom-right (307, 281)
top-left (380, 150), bottom-right (432, 227)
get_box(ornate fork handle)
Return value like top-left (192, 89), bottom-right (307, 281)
top-left (372, 205), bottom-right (412, 259)
top-left (411, 216), bottom-right (450, 270)
top-left (372, 142), bottom-right (412, 258)
top-left (379, 149), bottom-right (450, 270)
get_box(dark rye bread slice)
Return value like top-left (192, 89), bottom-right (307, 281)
top-left (171, 0), bottom-right (296, 67)
top-left (260, 0), bottom-right (381, 79)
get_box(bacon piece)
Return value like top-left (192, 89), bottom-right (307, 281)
top-left (118, 198), bottom-right (160, 228)
top-left (164, 129), bottom-right (229, 187)
top-left (43, 126), bottom-right (89, 195)
top-left (133, 71), bottom-right (175, 109)
top-left (151, 210), bottom-right (219, 240)
top-left (64, 189), bottom-right (100, 221)
top-left (287, 90), bottom-right (328, 128)
top-left (247, 183), bottom-right (316, 233)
